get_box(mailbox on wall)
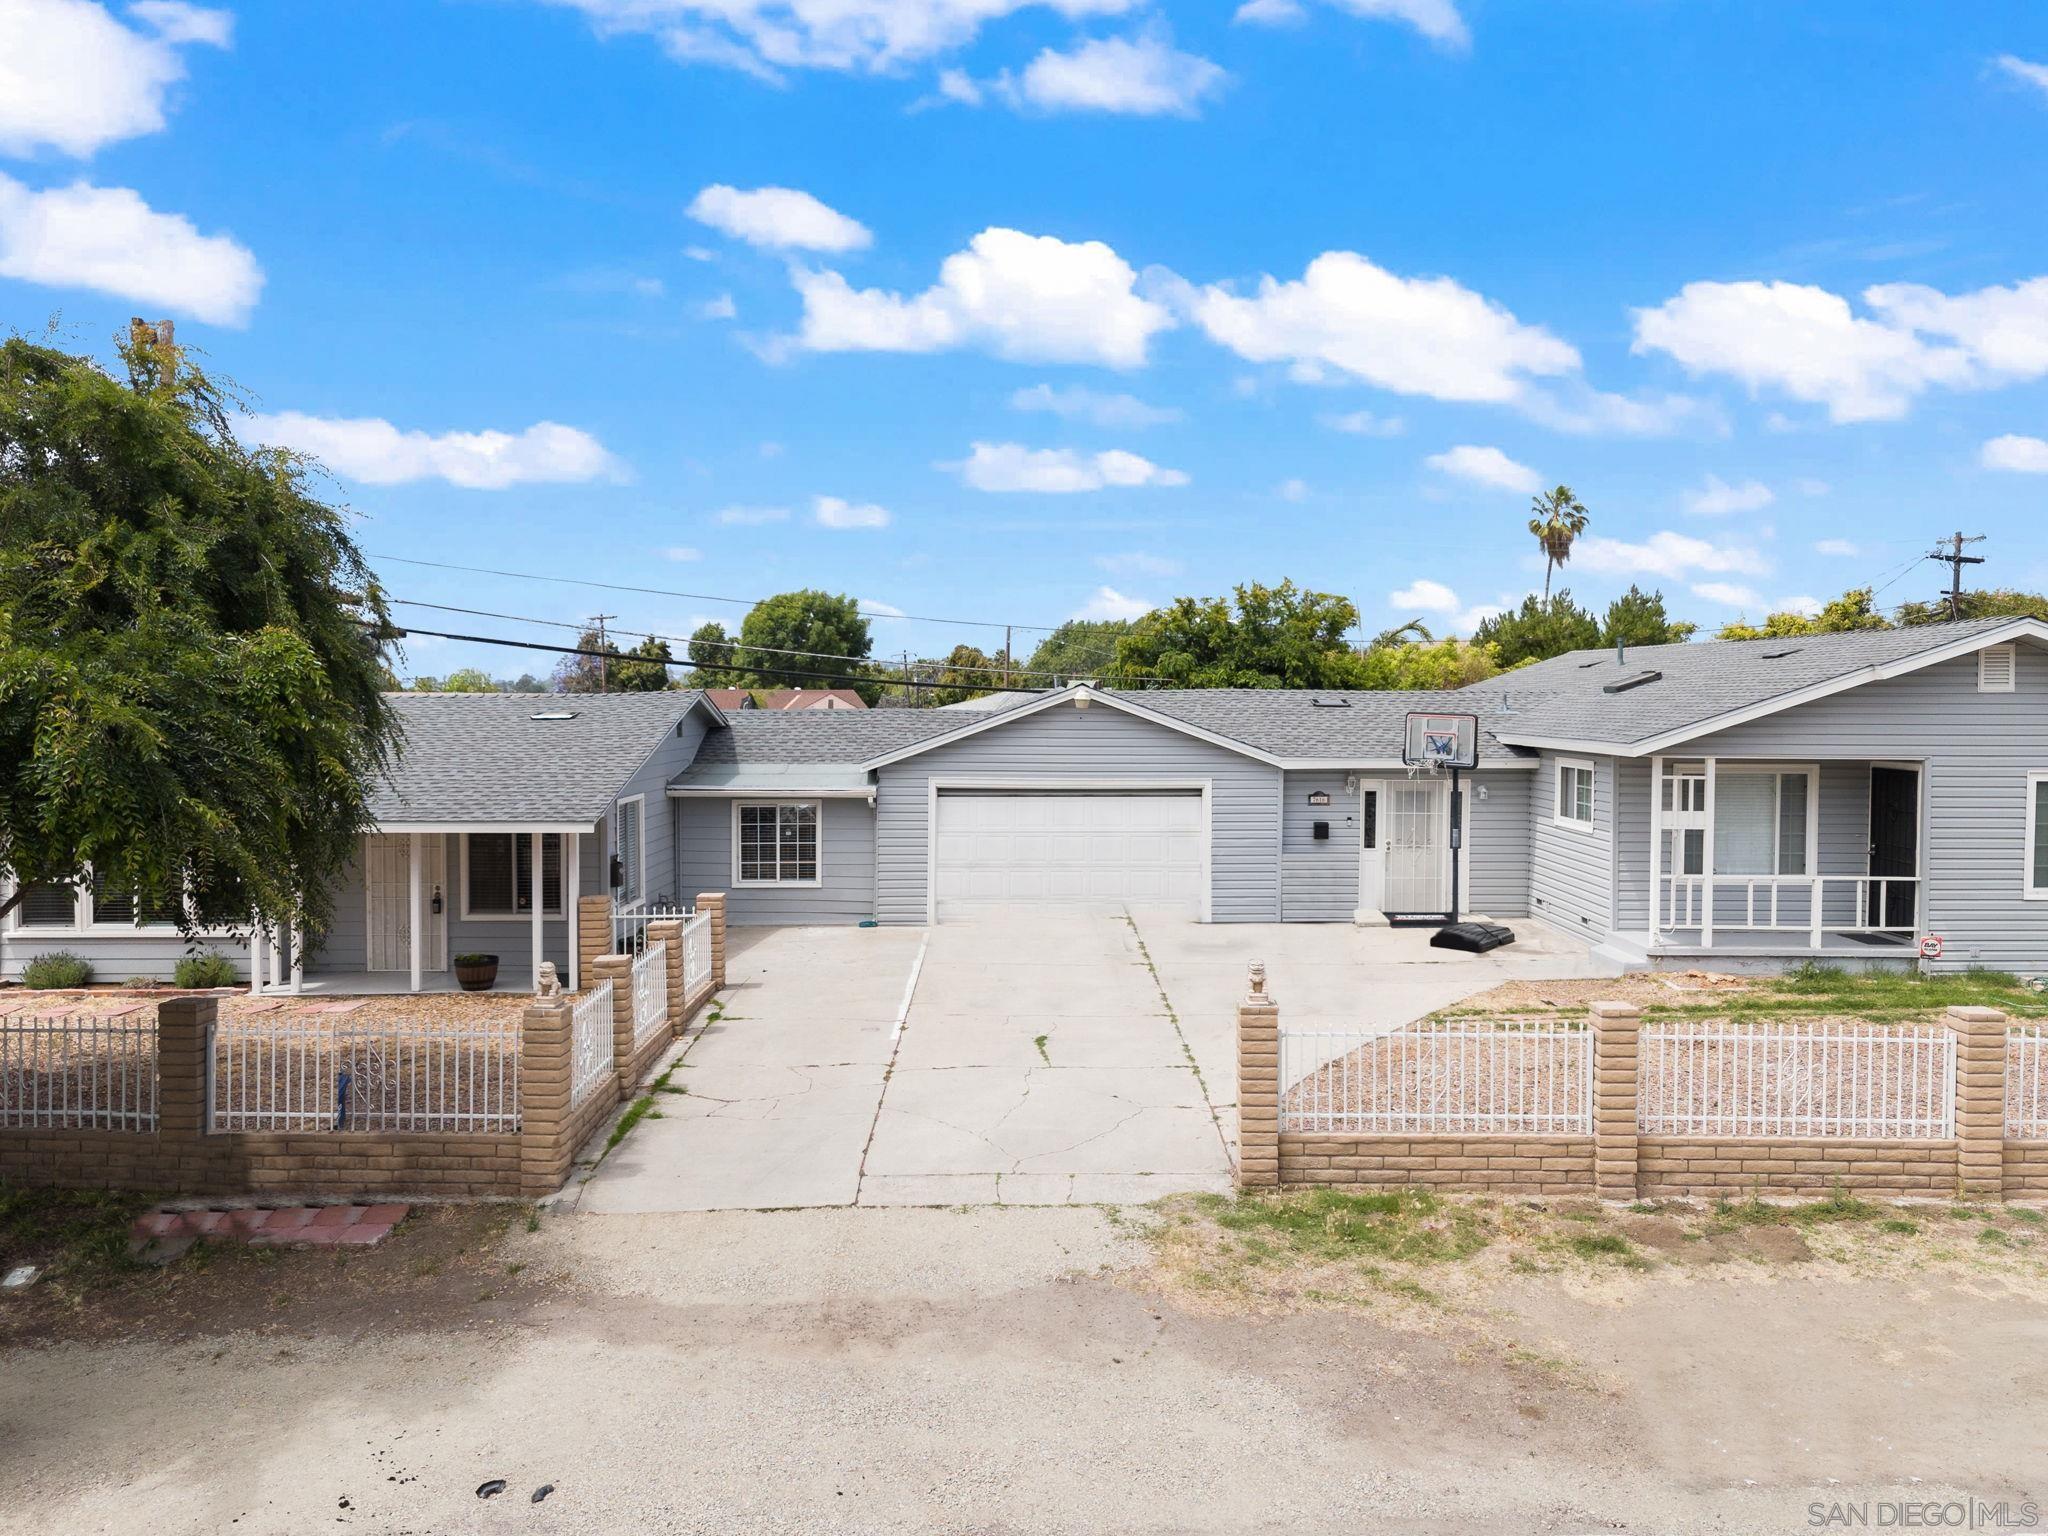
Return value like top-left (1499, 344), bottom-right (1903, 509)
top-left (1312, 821), bottom-right (1330, 841)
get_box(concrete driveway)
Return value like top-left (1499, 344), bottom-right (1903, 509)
top-left (578, 910), bottom-right (1610, 1212)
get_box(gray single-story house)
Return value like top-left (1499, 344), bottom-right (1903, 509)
top-left (8, 617), bottom-right (2047, 986)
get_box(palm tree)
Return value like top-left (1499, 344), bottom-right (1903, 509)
top-left (1368, 618), bottom-right (1434, 650)
top-left (1528, 485), bottom-right (1590, 599)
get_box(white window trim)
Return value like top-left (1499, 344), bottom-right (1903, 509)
top-left (5, 869), bottom-right (187, 936)
top-left (731, 800), bottom-right (824, 889)
top-left (1710, 762), bottom-right (1820, 879)
top-left (614, 794), bottom-right (647, 910)
top-left (1553, 758), bottom-right (1596, 831)
top-left (458, 832), bottom-right (566, 922)
top-left (1980, 644), bottom-right (2017, 693)
top-left (2027, 771), bottom-right (2048, 902)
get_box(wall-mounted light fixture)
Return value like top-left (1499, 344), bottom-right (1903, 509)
top-left (1307, 790), bottom-right (1331, 806)
top-left (430, 883), bottom-right (443, 916)
top-left (1342, 775), bottom-right (1358, 794)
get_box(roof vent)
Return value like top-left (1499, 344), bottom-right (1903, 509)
top-left (1760, 647), bottom-right (1803, 660)
top-left (1309, 697), bottom-right (1352, 709)
top-left (1979, 643), bottom-right (2017, 693)
top-left (1577, 659), bottom-right (1606, 669)
top-left (529, 709), bottom-right (578, 721)
top-left (1601, 670), bottom-right (1663, 695)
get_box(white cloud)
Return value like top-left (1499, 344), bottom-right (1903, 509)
top-left (1814, 538), bottom-right (1860, 556)
top-left (814, 494), bottom-right (891, 528)
top-left (857, 598), bottom-right (906, 619)
top-left (1779, 594), bottom-right (1823, 618)
top-left (1095, 551), bottom-right (1181, 578)
top-left (1516, 383), bottom-right (1725, 438)
top-left (1689, 581), bottom-right (1763, 608)
top-left (687, 184), bottom-right (870, 252)
top-left (1683, 474), bottom-right (1775, 517)
top-left (1010, 382), bottom-right (1181, 428)
top-left (1865, 277), bottom-right (2048, 381)
top-left (246, 413), bottom-right (619, 489)
top-left (1232, 0), bottom-right (1304, 23)
top-left (1000, 32), bottom-right (1227, 117)
top-left (1574, 530), bottom-right (1770, 581)
top-left (1320, 408), bottom-right (1406, 437)
top-left (793, 227), bottom-right (1173, 368)
top-left (0, 0), bottom-right (231, 157)
top-left (1795, 477), bottom-right (1832, 496)
top-left (1276, 477), bottom-right (1309, 501)
top-left (682, 244), bottom-right (718, 262)
top-left (664, 545), bottom-right (703, 561)
top-left (948, 441), bottom-right (1189, 493)
top-left (714, 504), bottom-right (791, 524)
top-left (1194, 251), bottom-right (1578, 404)
top-left (1387, 577), bottom-right (1501, 632)
top-left (1995, 54), bottom-right (2048, 98)
top-left (1237, 0), bottom-right (1467, 48)
top-left (697, 292), bottom-right (737, 320)
top-left (0, 174), bottom-right (261, 324)
top-left (1074, 584), bottom-right (1153, 621)
top-left (1424, 443), bottom-right (1541, 493)
top-left (1983, 433), bottom-right (2048, 472)
top-left (546, 0), bottom-right (1143, 81)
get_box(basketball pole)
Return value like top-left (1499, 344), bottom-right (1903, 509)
top-left (1447, 764), bottom-right (1462, 928)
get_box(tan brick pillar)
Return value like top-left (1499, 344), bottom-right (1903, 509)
top-left (1590, 1001), bottom-right (1641, 1202)
top-left (696, 892), bottom-right (727, 990)
top-left (589, 953), bottom-right (635, 1102)
top-left (155, 995), bottom-right (216, 1142)
top-left (1236, 962), bottom-right (1280, 1190)
top-left (1948, 1005), bottom-right (2007, 1201)
top-left (577, 893), bottom-right (613, 979)
top-left (519, 989), bottom-right (575, 1196)
top-left (646, 918), bottom-right (684, 1032)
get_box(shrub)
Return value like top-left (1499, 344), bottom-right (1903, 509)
top-left (21, 951), bottom-right (92, 990)
top-left (173, 951), bottom-right (240, 989)
top-left (452, 953), bottom-right (495, 967)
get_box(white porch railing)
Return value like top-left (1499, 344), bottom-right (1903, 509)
top-left (681, 909), bottom-right (712, 997)
top-left (631, 940), bottom-right (668, 1049)
top-left (1280, 1019), bottom-right (1591, 1136)
top-left (570, 980), bottom-right (616, 1109)
top-left (613, 903), bottom-right (690, 956)
top-left (2010, 1024), bottom-right (2048, 1139)
top-left (1639, 1018), bottom-right (1952, 1139)
top-left (0, 1014), bottom-right (159, 1131)
top-left (1656, 874), bottom-right (1920, 944)
top-left (208, 1019), bottom-right (521, 1132)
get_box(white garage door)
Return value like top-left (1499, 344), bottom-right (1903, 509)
top-left (933, 790), bottom-right (1205, 918)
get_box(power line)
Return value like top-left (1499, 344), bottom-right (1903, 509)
top-left (369, 551), bottom-right (1065, 635)
top-left (1926, 530), bottom-right (1987, 620)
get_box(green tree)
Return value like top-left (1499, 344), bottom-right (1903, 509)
top-left (1357, 637), bottom-right (1500, 689)
top-left (552, 626), bottom-right (622, 692)
top-left (1718, 586), bottom-right (1891, 640)
top-left (684, 620), bottom-right (732, 686)
top-left (1600, 585), bottom-right (1695, 648)
top-left (0, 326), bottom-right (396, 938)
top-left (413, 666), bottom-right (496, 692)
top-left (1896, 588), bottom-right (2048, 625)
top-left (922, 643), bottom-right (1013, 707)
top-left (1527, 484), bottom-right (1590, 599)
top-left (735, 589), bottom-right (873, 697)
top-left (1108, 581), bottom-right (1366, 688)
top-left (1023, 618), bottom-right (1131, 682)
top-left (611, 636), bottom-right (674, 692)
top-left (1369, 618), bottom-right (1435, 649)
top-left (1473, 591), bottom-right (1602, 667)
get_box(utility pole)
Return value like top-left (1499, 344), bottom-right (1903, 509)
top-left (590, 613), bottom-right (617, 692)
top-left (1004, 625), bottom-right (1012, 689)
top-left (901, 650), bottom-right (912, 709)
top-left (1926, 532), bottom-right (1986, 621)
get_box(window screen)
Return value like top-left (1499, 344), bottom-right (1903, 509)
top-left (738, 804), bottom-right (818, 883)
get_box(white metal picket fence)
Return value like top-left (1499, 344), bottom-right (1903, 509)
top-left (681, 909), bottom-right (712, 998)
top-left (570, 980), bottom-right (616, 1110)
top-left (613, 903), bottom-right (690, 956)
top-left (0, 1014), bottom-right (159, 1131)
top-left (2010, 1024), bottom-right (2048, 1138)
top-left (1279, 1019), bottom-right (1591, 1136)
top-left (1638, 1019), bottom-right (1953, 1139)
top-left (208, 1020), bottom-right (521, 1133)
top-left (632, 940), bottom-right (668, 1050)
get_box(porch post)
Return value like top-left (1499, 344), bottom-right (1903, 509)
top-left (289, 918), bottom-right (304, 995)
top-left (408, 831), bottom-right (423, 995)
top-left (565, 830), bottom-right (581, 994)
top-left (1647, 755), bottom-right (1663, 937)
top-left (248, 919), bottom-right (266, 995)
top-left (529, 830), bottom-right (544, 993)
top-left (1700, 757), bottom-right (1717, 949)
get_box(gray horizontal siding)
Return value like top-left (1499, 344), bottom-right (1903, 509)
top-left (874, 702), bottom-right (1283, 924)
top-left (1280, 770), bottom-right (1357, 921)
top-left (1, 929), bottom-right (252, 984)
top-left (611, 711), bottom-right (709, 910)
top-left (1466, 769), bottom-right (1530, 918)
top-left (676, 796), bottom-right (877, 925)
top-left (1681, 646), bottom-right (2048, 970)
top-left (1529, 751), bottom-right (1613, 939)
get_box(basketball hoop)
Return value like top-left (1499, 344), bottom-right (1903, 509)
top-left (1400, 712), bottom-right (1481, 928)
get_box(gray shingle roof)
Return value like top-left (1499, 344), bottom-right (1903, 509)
top-left (674, 708), bottom-right (988, 777)
top-left (1472, 619), bottom-right (2027, 748)
top-left (371, 691), bottom-right (712, 824)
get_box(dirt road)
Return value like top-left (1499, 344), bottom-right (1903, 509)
top-left (2, 1202), bottom-right (2043, 1534)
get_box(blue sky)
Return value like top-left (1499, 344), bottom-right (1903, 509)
top-left (6, 0), bottom-right (2048, 679)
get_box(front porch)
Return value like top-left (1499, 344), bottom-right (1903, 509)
top-left (1634, 755), bottom-right (1923, 963)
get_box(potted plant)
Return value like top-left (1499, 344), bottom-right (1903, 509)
top-left (453, 953), bottom-right (499, 992)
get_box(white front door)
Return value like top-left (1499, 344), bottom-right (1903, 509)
top-left (932, 789), bottom-right (1205, 919)
top-left (365, 834), bottom-right (448, 972)
top-left (1382, 779), bottom-right (1449, 914)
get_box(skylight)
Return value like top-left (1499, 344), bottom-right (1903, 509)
top-left (530, 709), bottom-right (578, 721)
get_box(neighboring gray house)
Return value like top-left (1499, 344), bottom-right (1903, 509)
top-left (9, 617), bottom-right (2046, 988)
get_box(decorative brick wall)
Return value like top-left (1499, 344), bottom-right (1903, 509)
top-left (1279, 1134), bottom-right (1593, 1193)
top-left (1591, 1001), bottom-right (1641, 1200)
top-left (2004, 1142), bottom-right (2048, 1199)
top-left (1235, 963), bottom-right (1279, 1190)
top-left (697, 892), bottom-right (728, 990)
top-left (1636, 1137), bottom-right (1958, 1197)
top-left (1950, 1005), bottom-right (2006, 1199)
top-left (576, 893), bottom-right (613, 988)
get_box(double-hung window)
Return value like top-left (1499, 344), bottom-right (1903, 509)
top-left (8, 868), bottom-right (183, 931)
top-left (1555, 760), bottom-right (1595, 830)
top-left (463, 833), bottom-right (564, 917)
top-left (734, 802), bottom-right (820, 886)
top-left (1711, 768), bottom-right (1812, 877)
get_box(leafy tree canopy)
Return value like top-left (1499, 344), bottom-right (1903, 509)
top-left (1023, 618), bottom-right (1130, 683)
top-left (1717, 587), bottom-right (1891, 640)
top-left (736, 589), bottom-right (874, 700)
top-left (413, 667), bottom-right (497, 692)
top-left (685, 620), bottom-right (732, 686)
top-left (1109, 581), bottom-right (1363, 689)
top-left (611, 636), bottom-right (674, 692)
top-left (920, 643), bottom-right (1015, 707)
top-left (1473, 591), bottom-right (1602, 667)
top-left (1357, 636), bottom-right (1500, 689)
top-left (1896, 588), bottom-right (2048, 625)
top-left (0, 327), bottom-right (395, 937)
top-left (1601, 585), bottom-right (1696, 648)
top-left (552, 626), bottom-right (620, 692)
